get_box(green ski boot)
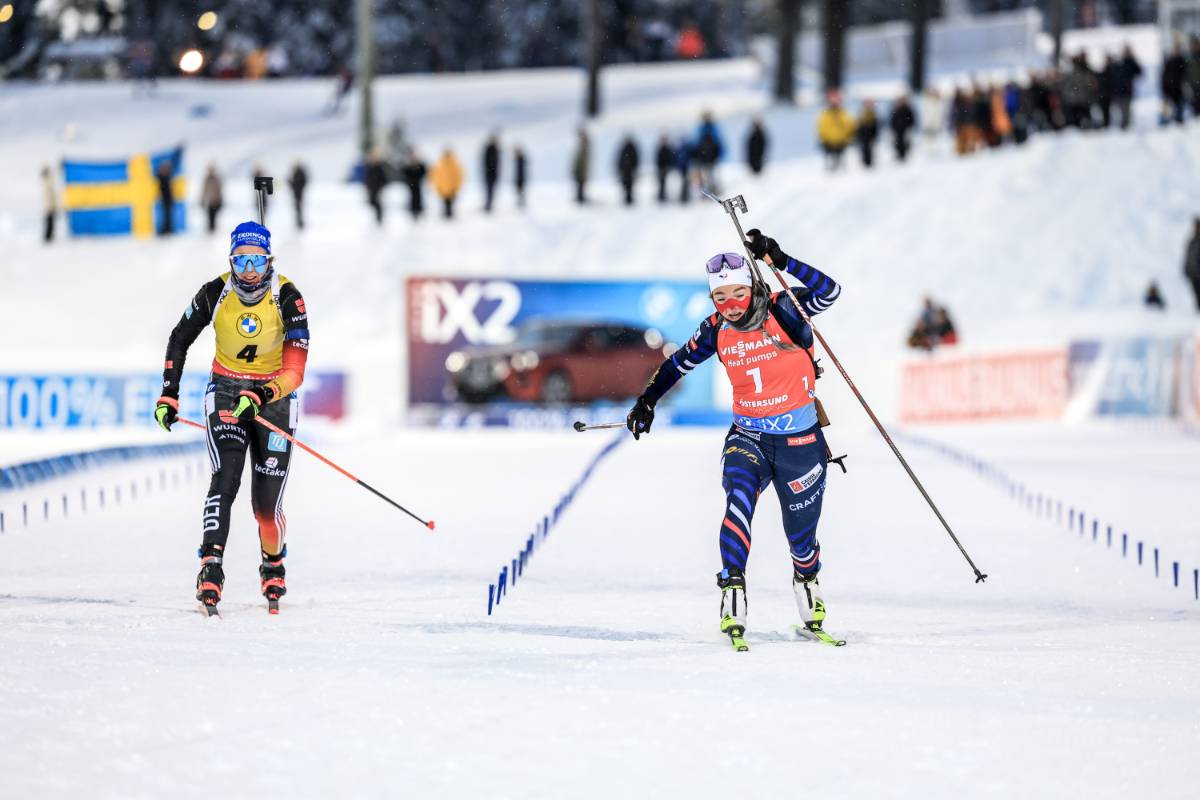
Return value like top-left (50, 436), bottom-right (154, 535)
top-left (717, 568), bottom-right (749, 652)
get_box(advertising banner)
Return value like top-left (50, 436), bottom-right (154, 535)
top-left (899, 350), bottom-right (1069, 423)
top-left (406, 277), bottom-right (729, 427)
top-left (0, 372), bottom-right (346, 430)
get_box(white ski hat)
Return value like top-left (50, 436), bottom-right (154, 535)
top-left (706, 252), bottom-right (753, 292)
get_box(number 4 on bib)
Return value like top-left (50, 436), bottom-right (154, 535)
top-left (237, 344), bottom-right (258, 363)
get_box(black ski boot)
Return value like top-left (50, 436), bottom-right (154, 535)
top-left (259, 551), bottom-right (286, 614)
top-left (717, 567), bottom-right (749, 652)
top-left (196, 544), bottom-right (225, 615)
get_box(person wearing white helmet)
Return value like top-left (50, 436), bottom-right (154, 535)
top-left (626, 229), bottom-right (841, 651)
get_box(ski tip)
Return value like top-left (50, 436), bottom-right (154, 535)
top-left (426, 520), bottom-right (436, 531)
top-left (572, 420), bottom-right (586, 432)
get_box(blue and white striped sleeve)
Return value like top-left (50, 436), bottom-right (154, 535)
top-left (781, 256), bottom-right (841, 316)
top-left (640, 315), bottom-right (720, 405)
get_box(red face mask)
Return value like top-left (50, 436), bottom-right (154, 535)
top-left (713, 291), bottom-right (752, 317)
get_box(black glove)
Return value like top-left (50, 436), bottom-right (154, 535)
top-left (626, 396), bottom-right (655, 440)
top-left (744, 228), bottom-right (786, 266)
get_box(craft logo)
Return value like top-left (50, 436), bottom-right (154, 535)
top-left (238, 313), bottom-right (261, 338)
top-left (787, 463), bottom-right (824, 494)
top-left (267, 432), bottom-right (288, 452)
top-left (788, 434), bottom-right (817, 446)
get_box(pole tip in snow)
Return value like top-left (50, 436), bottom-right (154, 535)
top-left (427, 520), bottom-right (436, 531)
top-left (975, 571), bottom-right (988, 584)
top-left (573, 421), bottom-right (586, 432)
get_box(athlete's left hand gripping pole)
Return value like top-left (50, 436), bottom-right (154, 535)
top-left (253, 176), bottom-right (274, 225)
top-left (177, 416), bottom-right (436, 530)
top-left (701, 190), bottom-right (987, 585)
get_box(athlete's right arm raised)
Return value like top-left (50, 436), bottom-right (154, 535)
top-left (161, 278), bottom-right (223, 401)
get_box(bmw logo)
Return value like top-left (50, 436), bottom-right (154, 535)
top-left (238, 313), bottom-right (262, 338)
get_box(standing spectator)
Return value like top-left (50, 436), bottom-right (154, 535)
top-left (571, 127), bottom-right (590, 205)
top-left (430, 147), bottom-right (464, 219)
top-left (972, 84), bottom-right (996, 146)
top-left (1184, 217), bottom-right (1200, 311)
top-left (1112, 44), bottom-right (1143, 130)
top-left (616, 135), bottom-right (640, 206)
top-left (1060, 54), bottom-right (1098, 129)
top-left (855, 100), bottom-right (879, 168)
top-left (41, 165), bottom-right (57, 244)
top-left (1187, 37), bottom-right (1200, 118)
top-left (288, 161), bottom-right (308, 230)
top-left (675, 138), bottom-right (693, 204)
top-left (400, 147), bottom-right (427, 221)
top-left (386, 118), bottom-right (408, 172)
top-left (817, 89), bottom-right (856, 171)
top-left (364, 150), bottom-right (387, 226)
top-left (482, 133), bottom-right (501, 213)
top-left (1006, 80), bottom-right (1030, 144)
top-left (746, 118), bottom-right (768, 175)
top-left (200, 164), bottom-right (222, 234)
top-left (1161, 44), bottom-right (1188, 125)
top-left (655, 135), bottom-right (674, 203)
top-left (156, 159), bottom-right (174, 236)
top-left (1098, 54), bottom-right (1117, 128)
top-left (693, 111), bottom-right (724, 194)
top-left (889, 95), bottom-right (916, 162)
top-left (919, 87), bottom-right (946, 145)
top-left (990, 84), bottom-right (1013, 144)
top-left (327, 66), bottom-right (353, 115)
top-left (513, 146), bottom-right (527, 209)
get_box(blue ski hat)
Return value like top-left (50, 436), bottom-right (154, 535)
top-left (229, 221), bottom-right (271, 254)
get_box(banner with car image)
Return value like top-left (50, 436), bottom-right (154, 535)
top-left (405, 277), bottom-right (730, 427)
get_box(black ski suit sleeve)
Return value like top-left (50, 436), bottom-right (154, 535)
top-left (161, 278), bottom-right (223, 399)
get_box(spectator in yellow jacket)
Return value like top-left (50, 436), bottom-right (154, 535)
top-left (817, 89), bottom-right (857, 172)
top-left (429, 147), bottom-right (465, 219)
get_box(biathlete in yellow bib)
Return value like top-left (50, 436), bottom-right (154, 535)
top-left (153, 221), bottom-right (309, 613)
top-left (625, 229), bottom-right (841, 650)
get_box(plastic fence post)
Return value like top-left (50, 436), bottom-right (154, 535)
top-left (1056, 500), bottom-right (1062, 526)
top-left (1107, 525), bottom-right (1112, 548)
top-left (1092, 519), bottom-right (1097, 541)
top-left (62, 494), bottom-right (68, 516)
top-left (1173, 562), bottom-right (1179, 588)
top-left (43, 499), bottom-right (49, 521)
top-left (1194, 569), bottom-right (1198, 600)
top-left (1, 511), bottom-right (5, 534)
top-left (497, 566), bottom-right (507, 602)
top-left (22, 502), bottom-right (28, 527)
top-left (1154, 548), bottom-right (1159, 577)
top-left (1122, 533), bottom-right (1127, 557)
top-left (488, 584), bottom-right (495, 615)
top-left (1069, 508), bottom-right (1075, 529)
top-left (512, 558), bottom-right (518, 585)
top-left (1137, 541), bottom-right (1143, 565)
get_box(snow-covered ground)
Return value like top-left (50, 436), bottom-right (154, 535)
top-left (1, 424), bottom-right (1197, 797)
top-left (2, 22), bottom-right (1199, 798)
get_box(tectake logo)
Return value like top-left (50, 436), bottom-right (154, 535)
top-left (788, 463), bottom-right (824, 494)
top-left (238, 313), bottom-right (262, 338)
top-left (265, 457), bottom-right (278, 469)
top-left (787, 434), bottom-right (817, 446)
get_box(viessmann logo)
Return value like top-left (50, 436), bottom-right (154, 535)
top-left (720, 337), bottom-right (774, 359)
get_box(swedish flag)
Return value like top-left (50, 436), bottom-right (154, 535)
top-left (62, 147), bottom-right (187, 238)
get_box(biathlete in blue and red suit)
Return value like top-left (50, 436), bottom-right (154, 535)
top-left (626, 229), bottom-right (841, 646)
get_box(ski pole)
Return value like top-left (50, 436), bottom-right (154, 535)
top-left (177, 416), bottom-right (436, 530)
top-left (701, 191), bottom-right (987, 584)
top-left (573, 420), bottom-right (627, 432)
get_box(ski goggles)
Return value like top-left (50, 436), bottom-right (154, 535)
top-left (229, 253), bottom-right (273, 275)
top-left (706, 253), bottom-right (747, 273)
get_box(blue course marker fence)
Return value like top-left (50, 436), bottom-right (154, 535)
top-left (0, 439), bottom-right (205, 534)
top-left (897, 431), bottom-right (1196, 602)
top-left (487, 431), bottom-right (625, 615)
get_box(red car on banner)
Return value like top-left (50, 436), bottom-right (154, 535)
top-left (444, 320), bottom-right (669, 404)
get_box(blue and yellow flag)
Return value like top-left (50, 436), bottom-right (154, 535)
top-left (62, 147), bottom-right (187, 238)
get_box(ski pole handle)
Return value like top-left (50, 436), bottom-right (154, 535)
top-left (573, 420), bottom-right (627, 432)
